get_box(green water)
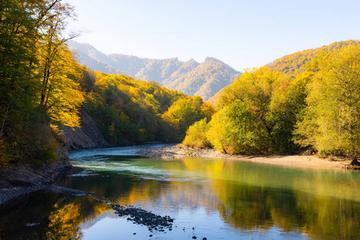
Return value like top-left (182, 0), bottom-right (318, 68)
top-left (1, 146), bottom-right (360, 240)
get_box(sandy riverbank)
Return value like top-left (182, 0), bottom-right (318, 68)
top-left (138, 145), bottom-right (351, 170)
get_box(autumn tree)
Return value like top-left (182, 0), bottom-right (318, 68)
top-left (182, 119), bottom-right (210, 148)
top-left (206, 67), bottom-right (299, 154)
top-left (295, 45), bottom-right (360, 163)
top-left (162, 96), bottom-right (213, 140)
top-left (0, 0), bottom-right (38, 137)
top-left (0, 0), bottom-right (46, 163)
top-left (0, 0), bottom-right (82, 164)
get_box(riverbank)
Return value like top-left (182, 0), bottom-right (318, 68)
top-left (0, 161), bottom-right (71, 206)
top-left (138, 145), bottom-right (351, 170)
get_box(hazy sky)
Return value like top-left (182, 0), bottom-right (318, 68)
top-left (66, 0), bottom-right (360, 70)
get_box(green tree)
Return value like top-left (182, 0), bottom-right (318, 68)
top-left (211, 67), bottom-right (297, 154)
top-left (0, 0), bottom-right (81, 164)
top-left (295, 45), bottom-right (360, 162)
top-left (207, 100), bottom-right (268, 154)
top-left (162, 96), bottom-right (213, 140)
top-left (182, 119), bottom-right (210, 148)
top-left (0, 0), bottom-right (38, 136)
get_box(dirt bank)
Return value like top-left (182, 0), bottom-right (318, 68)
top-left (138, 145), bottom-right (351, 170)
top-left (0, 156), bottom-right (71, 206)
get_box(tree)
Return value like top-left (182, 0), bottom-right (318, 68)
top-left (33, 1), bottom-right (84, 127)
top-left (207, 100), bottom-right (269, 154)
top-left (162, 96), bottom-right (213, 140)
top-left (0, 0), bottom-right (81, 164)
top-left (295, 45), bottom-right (360, 162)
top-left (212, 67), bottom-right (297, 154)
top-left (0, 0), bottom-right (38, 136)
top-left (182, 119), bottom-right (210, 148)
top-left (37, 45), bottom-right (84, 127)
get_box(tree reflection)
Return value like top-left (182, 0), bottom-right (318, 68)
top-left (1, 157), bottom-right (360, 239)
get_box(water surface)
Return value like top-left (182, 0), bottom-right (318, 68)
top-left (1, 146), bottom-right (360, 240)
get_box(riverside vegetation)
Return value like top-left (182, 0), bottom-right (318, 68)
top-left (0, 0), bottom-right (211, 167)
top-left (184, 41), bottom-right (360, 165)
top-left (1, 0), bottom-right (360, 169)
top-left (2, 1), bottom-right (360, 240)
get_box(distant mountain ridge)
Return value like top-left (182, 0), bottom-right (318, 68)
top-left (68, 41), bottom-right (240, 100)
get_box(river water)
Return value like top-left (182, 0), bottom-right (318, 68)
top-left (1, 145), bottom-right (360, 240)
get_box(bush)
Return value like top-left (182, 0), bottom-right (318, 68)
top-left (182, 119), bottom-right (211, 148)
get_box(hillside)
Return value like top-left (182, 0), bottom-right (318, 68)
top-left (209, 40), bottom-right (360, 106)
top-left (185, 40), bottom-right (360, 162)
top-left (268, 40), bottom-right (360, 75)
top-left (71, 72), bottom-right (213, 147)
top-left (68, 41), bottom-right (240, 100)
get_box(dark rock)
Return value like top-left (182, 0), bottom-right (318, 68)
top-left (61, 110), bottom-right (109, 150)
top-left (112, 205), bottom-right (174, 232)
top-left (0, 162), bottom-right (71, 206)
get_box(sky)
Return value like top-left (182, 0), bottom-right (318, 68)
top-left (66, 0), bottom-right (360, 70)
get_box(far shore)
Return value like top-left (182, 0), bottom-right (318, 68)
top-left (138, 145), bottom-right (352, 170)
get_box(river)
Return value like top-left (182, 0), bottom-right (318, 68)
top-left (1, 145), bottom-right (360, 239)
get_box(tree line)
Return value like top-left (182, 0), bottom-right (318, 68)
top-left (0, 0), bottom-right (84, 165)
top-left (0, 0), bottom-right (211, 166)
top-left (81, 72), bottom-right (212, 145)
top-left (1, 1), bottom-right (359, 166)
top-left (183, 41), bottom-right (360, 163)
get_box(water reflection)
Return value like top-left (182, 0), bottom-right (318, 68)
top-left (1, 155), bottom-right (360, 240)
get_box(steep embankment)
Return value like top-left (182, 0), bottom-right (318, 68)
top-left (62, 111), bottom-right (109, 150)
top-left (0, 145), bottom-right (70, 205)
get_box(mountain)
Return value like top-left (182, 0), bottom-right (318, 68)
top-left (68, 41), bottom-right (240, 100)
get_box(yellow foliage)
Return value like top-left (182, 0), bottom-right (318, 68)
top-left (182, 119), bottom-right (210, 148)
top-left (206, 107), bottom-right (240, 154)
top-left (37, 45), bottom-right (85, 127)
top-left (295, 45), bottom-right (360, 157)
top-left (46, 203), bottom-right (81, 240)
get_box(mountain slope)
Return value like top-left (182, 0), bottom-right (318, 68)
top-left (68, 41), bottom-right (240, 100)
top-left (210, 40), bottom-right (360, 106)
top-left (268, 40), bottom-right (360, 75)
top-left (168, 57), bottom-right (238, 100)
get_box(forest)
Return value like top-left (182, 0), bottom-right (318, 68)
top-left (1, 0), bottom-right (360, 167)
top-left (184, 41), bottom-right (360, 163)
top-left (0, 0), bottom-right (211, 166)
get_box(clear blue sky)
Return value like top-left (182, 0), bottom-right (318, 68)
top-left (66, 0), bottom-right (360, 70)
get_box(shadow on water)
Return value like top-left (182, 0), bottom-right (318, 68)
top-left (1, 148), bottom-right (360, 240)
